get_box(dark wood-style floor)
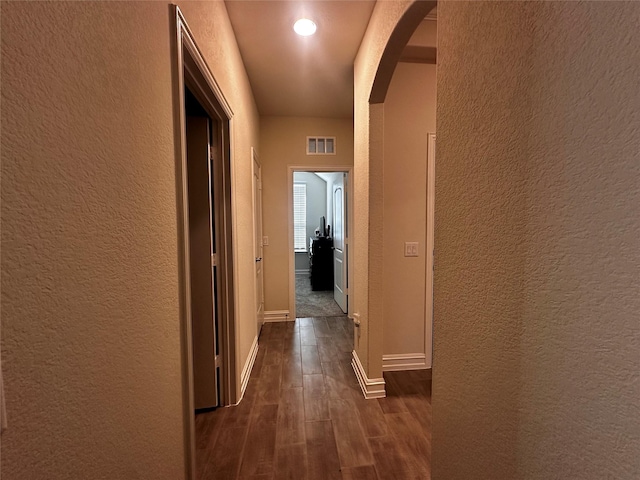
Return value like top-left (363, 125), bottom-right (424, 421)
top-left (196, 317), bottom-right (432, 479)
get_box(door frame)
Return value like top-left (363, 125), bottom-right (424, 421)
top-left (287, 165), bottom-right (354, 320)
top-left (172, 6), bottom-right (237, 478)
top-left (425, 133), bottom-right (436, 367)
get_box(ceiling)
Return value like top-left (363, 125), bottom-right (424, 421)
top-left (225, 0), bottom-right (376, 118)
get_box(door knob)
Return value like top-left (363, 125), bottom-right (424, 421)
top-left (255, 257), bottom-right (262, 262)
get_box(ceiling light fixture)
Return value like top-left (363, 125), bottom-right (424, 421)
top-left (293, 18), bottom-right (317, 36)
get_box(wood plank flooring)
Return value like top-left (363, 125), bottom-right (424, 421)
top-left (196, 317), bottom-right (432, 480)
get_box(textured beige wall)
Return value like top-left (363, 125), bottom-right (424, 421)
top-left (433, 2), bottom-right (640, 479)
top-left (259, 116), bottom-right (353, 313)
top-left (354, 0), bottom-right (413, 376)
top-left (383, 62), bottom-right (436, 359)
top-left (407, 18), bottom-right (437, 47)
top-left (0, 1), bottom-right (259, 478)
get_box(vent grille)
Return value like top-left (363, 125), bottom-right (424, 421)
top-left (307, 136), bottom-right (336, 155)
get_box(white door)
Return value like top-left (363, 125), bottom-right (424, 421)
top-left (252, 151), bottom-right (265, 334)
top-left (333, 173), bottom-right (347, 313)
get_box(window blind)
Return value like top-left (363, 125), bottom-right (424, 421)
top-left (293, 183), bottom-right (307, 251)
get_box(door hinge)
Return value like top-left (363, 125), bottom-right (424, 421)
top-left (215, 355), bottom-right (220, 368)
top-left (211, 254), bottom-right (217, 267)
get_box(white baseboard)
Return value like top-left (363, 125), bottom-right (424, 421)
top-left (295, 269), bottom-right (309, 275)
top-left (382, 353), bottom-right (429, 372)
top-left (351, 350), bottom-right (386, 399)
top-left (237, 335), bottom-right (259, 404)
top-left (263, 310), bottom-right (291, 322)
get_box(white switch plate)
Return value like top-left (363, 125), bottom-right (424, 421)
top-left (404, 242), bottom-right (419, 257)
top-left (262, 236), bottom-right (269, 246)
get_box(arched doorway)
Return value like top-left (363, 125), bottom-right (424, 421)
top-left (351, 0), bottom-right (436, 398)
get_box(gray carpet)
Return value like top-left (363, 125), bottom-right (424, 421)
top-left (295, 274), bottom-right (346, 318)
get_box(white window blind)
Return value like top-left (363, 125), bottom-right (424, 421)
top-left (293, 183), bottom-right (307, 251)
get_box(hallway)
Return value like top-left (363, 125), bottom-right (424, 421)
top-left (195, 317), bottom-right (432, 479)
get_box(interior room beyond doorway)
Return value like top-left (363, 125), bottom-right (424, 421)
top-left (293, 170), bottom-right (349, 319)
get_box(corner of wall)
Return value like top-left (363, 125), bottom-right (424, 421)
top-left (351, 350), bottom-right (386, 399)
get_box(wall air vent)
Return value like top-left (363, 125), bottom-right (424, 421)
top-left (307, 136), bottom-right (336, 155)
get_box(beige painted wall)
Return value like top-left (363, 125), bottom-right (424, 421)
top-left (260, 117), bottom-right (353, 313)
top-left (434, 2), bottom-right (640, 479)
top-left (407, 17), bottom-right (437, 47)
top-left (383, 62), bottom-right (436, 360)
top-left (353, 0), bottom-right (416, 376)
top-left (0, 1), bottom-right (259, 478)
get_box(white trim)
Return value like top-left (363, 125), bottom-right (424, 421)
top-left (237, 335), bottom-right (259, 404)
top-left (174, 11), bottom-right (196, 476)
top-left (264, 310), bottom-right (291, 322)
top-left (179, 17), bottom-right (233, 119)
top-left (425, 133), bottom-right (436, 369)
top-left (351, 350), bottom-right (386, 399)
top-left (295, 269), bottom-right (310, 275)
top-left (382, 353), bottom-right (428, 372)
top-left (230, 118), bottom-right (241, 405)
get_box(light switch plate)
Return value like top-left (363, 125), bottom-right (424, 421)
top-left (404, 242), bottom-right (419, 257)
top-left (262, 236), bottom-right (269, 246)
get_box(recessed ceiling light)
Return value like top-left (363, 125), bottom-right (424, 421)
top-left (294, 18), bottom-right (317, 36)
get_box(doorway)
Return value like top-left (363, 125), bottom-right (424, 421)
top-left (173, 7), bottom-right (238, 478)
top-left (288, 167), bottom-right (353, 320)
top-left (184, 89), bottom-right (220, 412)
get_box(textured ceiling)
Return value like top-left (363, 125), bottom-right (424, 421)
top-left (225, 0), bottom-right (376, 118)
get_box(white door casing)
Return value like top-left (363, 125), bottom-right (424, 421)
top-left (425, 133), bottom-right (436, 367)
